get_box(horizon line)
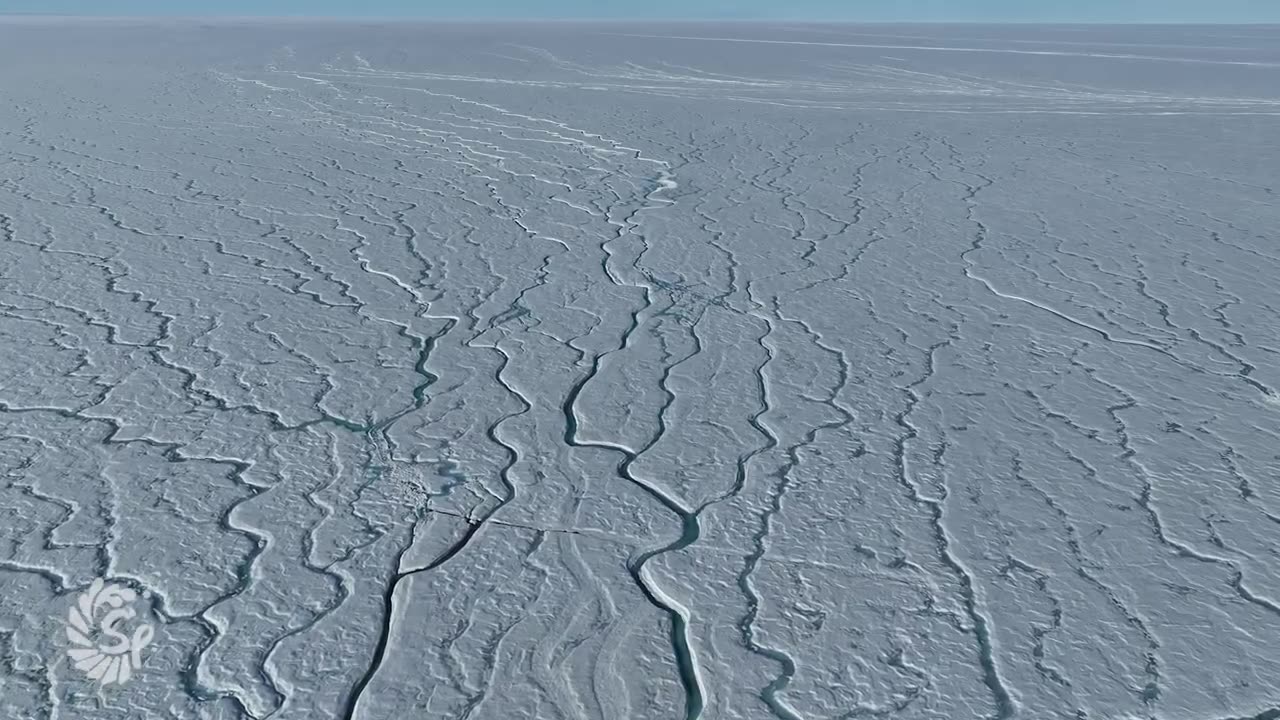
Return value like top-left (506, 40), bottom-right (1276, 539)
top-left (3, 14), bottom-right (1280, 25)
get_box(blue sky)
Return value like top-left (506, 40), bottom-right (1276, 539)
top-left (3, 0), bottom-right (1280, 22)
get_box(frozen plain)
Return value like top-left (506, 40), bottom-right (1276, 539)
top-left (1, 17), bottom-right (1279, 720)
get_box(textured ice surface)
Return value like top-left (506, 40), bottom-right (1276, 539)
top-left (1, 18), bottom-right (1278, 720)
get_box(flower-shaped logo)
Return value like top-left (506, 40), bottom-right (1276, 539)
top-left (65, 578), bottom-right (155, 686)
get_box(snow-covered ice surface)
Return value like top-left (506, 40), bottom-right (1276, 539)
top-left (1, 18), bottom-right (1278, 720)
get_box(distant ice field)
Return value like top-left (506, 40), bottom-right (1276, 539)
top-left (1, 20), bottom-right (1278, 720)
